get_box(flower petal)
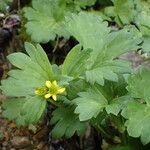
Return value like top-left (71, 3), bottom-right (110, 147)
top-left (45, 93), bottom-right (52, 99)
top-left (52, 80), bottom-right (57, 87)
top-left (45, 81), bottom-right (52, 88)
top-left (57, 88), bottom-right (65, 94)
top-left (52, 94), bottom-right (57, 101)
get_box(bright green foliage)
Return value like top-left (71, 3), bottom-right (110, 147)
top-left (85, 27), bottom-right (140, 85)
top-left (62, 44), bottom-right (91, 77)
top-left (137, 11), bottom-right (150, 36)
top-left (121, 68), bottom-right (150, 145)
top-left (121, 101), bottom-right (150, 145)
top-left (21, 96), bottom-right (46, 124)
top-left (66, 79), bottom-right (87, 100)
top-left (2, 99), bottom-right (26, 125)
top-left (24, 0), bottom-right (98, 43)
top-left (73, 0), bottom-right (96, 8)
top-left (66, 12), bottom-right (141, 85)
top-left (50, 106), bottom-right (87, 139)
top-left (1, 42), bottom-right (53, 125)
top-left (66, 12), bottom-right (110, 51)
top-left (127, 68), bottom-right (150, 105)
top-left (112, 0), bottom-right (139, 25)
top-left (1, 42), bottom-right (54, 97)
top-left (2, 96), bottom-right (46, 125)
top-left (1, 1), bottom-right (150, 147)
top-left (24, 0), bottom-right (69, 43)
top-left (66, 0), bottom-right (97, 8)
top-left (74, 86), bottom-right (108, 121)
top-left (106, 96), bottom-right (131, 116)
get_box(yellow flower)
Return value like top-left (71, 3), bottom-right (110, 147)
top-left (35, 80), bottom-right (65, 101)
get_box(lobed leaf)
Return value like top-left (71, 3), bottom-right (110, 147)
top-left (62, 44), bottom-right (91, 77)
top-left (1, 43), bottom-right (54, 97)
top-left (2, 96), bottom-right (46, 125)
top-left (50, 106), bottom-right (87, 139)
top-left (121, 68), bottom-right (150, 145)
top-left (24, 0), bottom-right (69, 43)
top-left (73, 86), bottom-right (108, 121)
top-left (65, 12), bottom-right (141, 85)
top-left (65, 12), bottom-right (110, 51)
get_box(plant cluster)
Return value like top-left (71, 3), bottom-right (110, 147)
top-left (1, 0), bottom-right (150, 149)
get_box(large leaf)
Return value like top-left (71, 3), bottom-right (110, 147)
top-left (50, 106), bottom-right (87, 139)
top-left (62, 44), bottom-right (91, 77)
top-left (86, 26), bottom-right (141, 85)
top-left (121, 68), bottom-right (150, 145)
top-left (65, 12), bottom-right (110, 51)
top-left (65, 12), bottom-right (141, 85)
top-left (2, 96), bottom-right (46, 125)
top-left (24, 0), bottom-right (69, 43)
top-left (73, 86), bottom-right (108, 121)
top-left (1, 42), bottom-right (53, 97)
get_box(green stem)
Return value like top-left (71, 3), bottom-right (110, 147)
top-left (53, 37), bottom-right (59, 52)
top-left (93, 124), bottom-right (112, 139)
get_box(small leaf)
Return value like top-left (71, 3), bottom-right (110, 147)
top-left (106, 96), bottom-right (131, 116)
top-left (50, 106), bottom-right (87, 139)
top-left (127, 68), bottom-right (150, 105)
top-left (2, 99), bottom-right (26, 125)
top-left (24, 0), bottom-right (69, 43)
top-left (2, 96), bottom-right (46, 126)
top-left (74, 86), bottom-right (108, 121)
top-left (62, 45), bottom-right (91, 77)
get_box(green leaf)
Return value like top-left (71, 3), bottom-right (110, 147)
top-left (1, 43), bottom-right (53, 97)
top-left (2, 99), bottom-right (26, 125)
top-left (66, 12), bottom-right (141, 85)
top-left (141, 36), bottom-right (150, 52)
top-left (86, 26), bottom-right (141, 85)
top-left (66, 79), bottom-right (88, 100)
top-left (121, 68), bottom-right (150, 145)
top-left (21, 96), bottom-right (46, 125)
top-left (127, 68), bottom-right (150, 105)
top-left (2, 96), bottom-right (46, 126)
top-left (136, 11), bottom-right (150, 36)
top-left (73, 86), bottom-right (108, 121)
top-left (112, 0), bottom-right (139, 25)
top-left (65, 12), bottom-right (110, 51)
top-left (86, 60), bottom-right (131, 86)
top-left (73, 0), bottom-right (96, 8)
top-left (24, 0), bottom-right (69, 43)
top-left (121, 101), bottom-right (150, 145)
top-left (50, 106), bottom-right (87, 139)
top-left (62, 44), bottom-right (91, 77)
top-left (106, 96), bottom-right (131, 116)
